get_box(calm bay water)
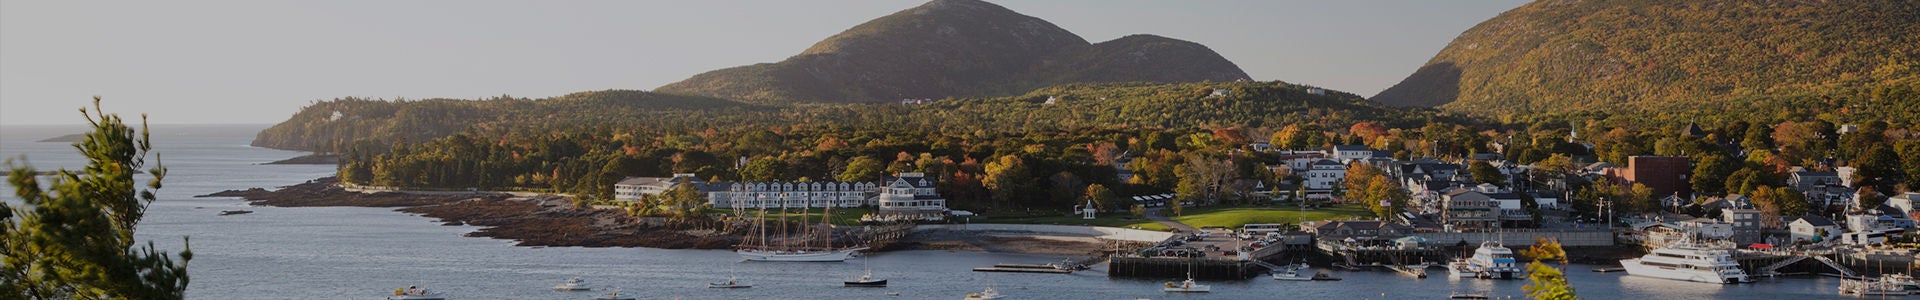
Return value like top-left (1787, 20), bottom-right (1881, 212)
top-left (0, 124), bottom-right (1848, 299)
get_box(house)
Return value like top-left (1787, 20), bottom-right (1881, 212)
top-left (1329, 145), bottom-right (1375, 164)
top-left (1529, 191), bottom-right (1564, 210)
top-left (613, 173), bottom-right (708, 202)
top-left (1837, 166), bottom-right (1858, 188)
top-left (1789, 170), bottom-right (1842, 192)
top-left (1787, 216), bottom-right (1841, 243)
top-left (1249, 142), bottom-right (1274, 152)
top-left (1132, 193), bottom-right (1174, 208)
top-left (1302, 159), bottom-right (1347, 190)
top-left (1441, 189), bottom-right (1500, 230)
top-left (1209, 89), bottom-right (1232, 97)
top-left (1306, 87), bottom-right (1328, 95)
top-left (875, 173), bottom-right (947, 216)
top-left (1889, 193), bottom-right (1920, 219)
top-left (1844, 209), bottom-right (1915, 232)
top-left (1305, 220), bottom-right (1413, 247)
top-left (1680, 122), bottom-right (1706, 138)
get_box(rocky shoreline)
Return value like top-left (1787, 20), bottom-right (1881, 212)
top-left (261, 153), bottom-right (340, 165)
top-left (198, 177), bottom-right (738, 249)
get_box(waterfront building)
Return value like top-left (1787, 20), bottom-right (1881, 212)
top-left (707, 180), bottom-right (874, 209)
top-left (875, 172), bottom-right (946, 216)
top-left (1787, 216), bottom-right (1840, 243)
top-left (613, 173), bottom-right (709, 202)
top-left (1302, 159), bottom-right (1347, 190)
top-left (1441, 189), bottom-right (1500, 230)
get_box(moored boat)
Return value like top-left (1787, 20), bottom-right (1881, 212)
top-left (708, 275), bottom-right (752, 289)
top-left (846, 255), bottom-right (888, 287)
top-left (592, 290), bottom-right (635, 300)
top-left (963, 287), bottom-right (1004, 300)
top-left (1467, 241), bottom-right (1521, 279)
top-left (1163, 273), bottom-right (1211, 293)
top-left (552, 277), bottom-right (590, 291)
top-left (1447, 259), bottom-right (1477, 278)
top-left (388, 286), bottom-right (446, 300)
top-left (1618, 238), bottom-right (1750, 284)
top-left (1272, 264), bottom-right (1312, 281)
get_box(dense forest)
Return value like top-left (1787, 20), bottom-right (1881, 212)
top-left (1372, 0), bottom-right (1920, 120)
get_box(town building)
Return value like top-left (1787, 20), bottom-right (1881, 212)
top-left (613, 173), bottom-right (709, 202)
top-left (706, 180), bottom-right (874, 209)
top-left (1441, 189), bottom-right (1500, 230)
top-left (875, 173), bottom-right (946, 216)
top-left (1790, 169), bottom-right (1842, 192)
top-left (1787, 216), bottom-right (1841, 243)
top-left (1329, 145), bottom-right (1375, 164)
top-left (1606, 156), bottom-right (1692, 198)
top-left (1302, 159), bottom-right (1347, 191)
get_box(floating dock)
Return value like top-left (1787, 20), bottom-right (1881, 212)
top-left (972, 267), bottom-right (1073, 274)
top-left (1591, 267), bottom-right (1625, 273)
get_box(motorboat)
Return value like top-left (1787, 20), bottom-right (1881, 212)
top-left (1618, 238), bottom-right (1750, 284)
top-left (552, 277), bottom-right (590, 291)
top-left (388, 286), bottom-right (446, 300)
top-left (1841, 277), bottom-right (1909, 296)
top-left (219, 210), bottom-right (253, 216)
top-left (1448, 293), bottom-right (1491, 299)
top-left (708, 275), bottom-right (752, 288)
top-left (1467, 241), bottom-right (1522, 279)
top-left (1272, 264), bottom-right (1312, 281)
top-left (592, 290), bottom-right (635, 300)
top-left (1162, 273), bottom-right (1210, 293)
top-left (1447, 259), bottom-right (1477, 278)
top-left (963, 287), bottom-right (1003, 300)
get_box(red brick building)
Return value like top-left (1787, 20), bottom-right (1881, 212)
top-left (1606, 156), bottom-right (1692, 198)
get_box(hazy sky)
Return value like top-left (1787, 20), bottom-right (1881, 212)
top-left (0, 0), bottom-right (1528, 125)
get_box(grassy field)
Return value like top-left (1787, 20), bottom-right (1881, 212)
top-left (1170, 204), bottom-right (1374, 229)
top-left (978, 214), bottom-right (1173, 232)
top-left (727, 207), bottom-right (873, 226)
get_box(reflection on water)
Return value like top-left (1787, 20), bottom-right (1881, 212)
top-left (0, 125), bottom-right (1842, 299)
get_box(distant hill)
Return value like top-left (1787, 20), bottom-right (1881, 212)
top-left (1372, 0), bottom-right (1920, 118)
top-left (252, 82), bottom-right (1451, 153)
top-left (250, 90), bottom-right (754, 152)
top-left (655, 0), bottom-right (1250, 104)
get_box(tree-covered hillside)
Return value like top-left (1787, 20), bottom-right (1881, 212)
top-left (1372, 0), bottom-right (1920, 119)
top-left (652, 0), bottom-right (1249, 104)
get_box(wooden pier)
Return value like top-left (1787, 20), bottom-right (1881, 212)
top-left (1109, 257), bottom-right (1259, 280)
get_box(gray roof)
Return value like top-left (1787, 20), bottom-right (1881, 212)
top-left (1789, 216), bottom-right (1837, 227)
top-left (1333, 145), bottom-right (1371, 151)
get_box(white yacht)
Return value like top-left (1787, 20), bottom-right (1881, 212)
top-left (553, 277), bottom-right (590, 291)
top-left (1467, 241), bottom-right (1522, 279)
top-left (1618, 240), bottom-right (1751, 284)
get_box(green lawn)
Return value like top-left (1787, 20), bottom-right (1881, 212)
top-left (1170, 204), bottom-right (1374, 229)
top-left (977, 214), bottom-right (1173, 232)
top-left (728, 207), bottom-right (873, 226)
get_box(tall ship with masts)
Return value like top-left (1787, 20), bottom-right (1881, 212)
top-left (735, 197), bottom-right (865, 262)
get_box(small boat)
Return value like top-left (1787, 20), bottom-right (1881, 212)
top-left (553, 277), bottom-right (590, 291)
top-left (1447, 259), bottom-right (1477, 278)
top-left (1841, 277), bottom-right (1909, 296)
top-left (1448, 293), bottom-right (1490, 299)
top-left (846, 254), bottom-right (888, 287)
top-left (1162, 273), bottom-right (1210, 293)
top-left (708, 275), bottom-right (751, 289)
top-left (1272, 264), bottom-right (1312, 281)
top-left (963, 287), bottom-right (1003, 300)
top-left (388, 286), bottom-right (446, 300)
top-left (1310, 272), bottom-right (1343, 281)
top-left (219, 210), bottom-right (253, 216)
top-left (592, 290), bottom-right (635, 300)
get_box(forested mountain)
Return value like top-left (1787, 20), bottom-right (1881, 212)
top-left (653, 0), bottom-right (1250, 104)
top-left (1372, 0), bottom-right (1920, 119)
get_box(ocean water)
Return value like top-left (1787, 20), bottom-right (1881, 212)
top-left (0, 124), bottom-right (1847, 299)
